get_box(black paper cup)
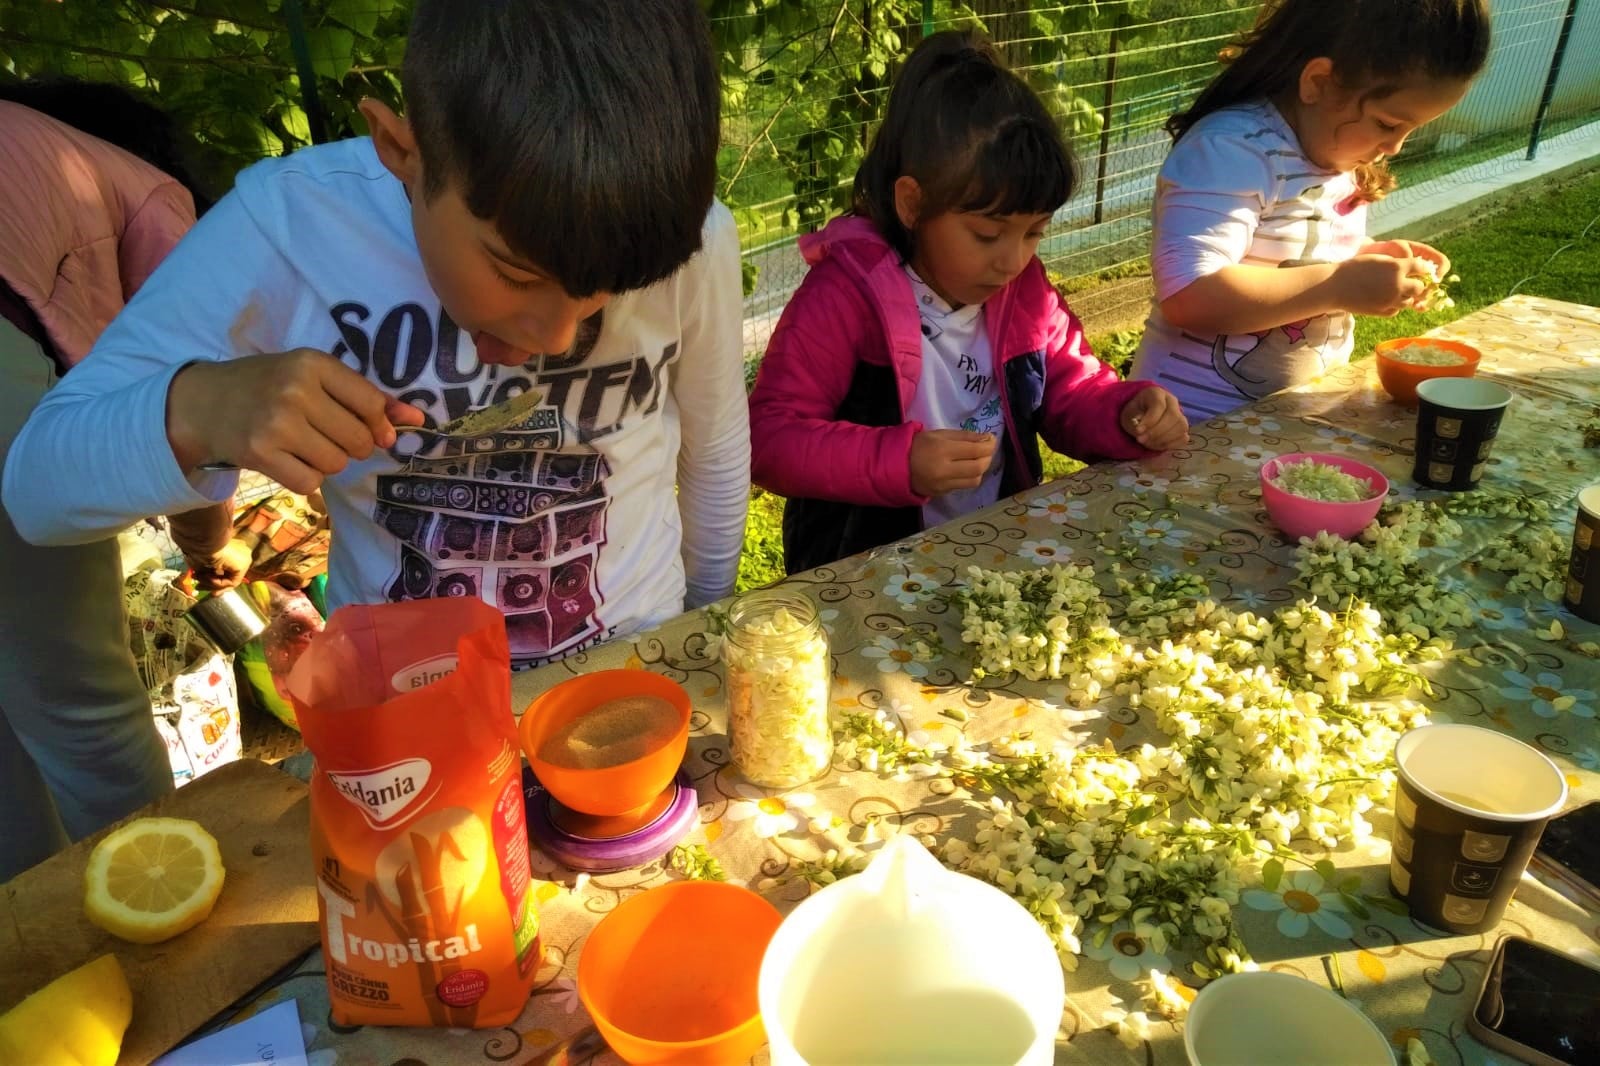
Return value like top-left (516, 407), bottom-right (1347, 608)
top-left (1565, 484), bottom-right (1600, 623)
top-left (1412, 378), bottom-right (1512, 491)
top-left (1390, 725), bottom-right (1567, 934)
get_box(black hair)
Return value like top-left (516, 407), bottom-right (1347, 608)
top-left (852, 29), bottom-right (1075, 262)
top-left (1167, 0), bottom-right (1490, 199)
top-left (0, 78), bottom-right (217, 214)
top-left (402, 0), bottom-right (720, 298)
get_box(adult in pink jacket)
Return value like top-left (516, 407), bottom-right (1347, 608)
top-left (749, 32), bottom-right (1187, 575)
top-left (0, 82), bottom-right (219, 880)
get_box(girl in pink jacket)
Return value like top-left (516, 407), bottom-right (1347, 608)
top-left (749, 31), bottom-right (1187, 574)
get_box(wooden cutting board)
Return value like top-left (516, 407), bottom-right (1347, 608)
top-left (0, 759), bottom-right (321, 1065)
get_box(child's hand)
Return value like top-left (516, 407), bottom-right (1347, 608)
top-left (167, 350), bottom-right (427, 493)
top-left (1334, 254), bottom-right (1430, 317)
top-left (184, 538), bottom-right (253, 591)
top-left (909, 429), bottom-right (997, 497)
top-left (1364, 239), bottom-right (1450, 280)
top-left (1120, 388), bottom-right (1188, 451)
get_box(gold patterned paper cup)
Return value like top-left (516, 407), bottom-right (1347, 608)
top-left (1411, 378), bottom-right (1512, 491)
top-left (1390, 724), bottom-right (1567, 934)
top-left (1564, 484), bottom-right (1600, 623)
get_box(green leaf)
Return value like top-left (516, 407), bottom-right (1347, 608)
top-left (148, 19), bottom-right (216, 62)
top-left (1340, 892), bottom-right (1371, 919)
top-left (1367, 894), bottom-right (1411, 916)
top-left (305, 26), bottom-right (356, 82)
top-left (1126, 804), bottom-right (1156, 826)
top-left (1338, 874), bottom-right (1362, 894)
top-left (326, 0), bottom-right (381, 36)
top-left (1314, 859), bottom-right (1339, 887)
top-left (1261, 858), bottom-right (1283, 891)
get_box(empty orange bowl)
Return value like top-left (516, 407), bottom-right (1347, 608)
top-left (578, 881), bottom-right (782, 1065)
top-left (1374, 337), bottom-right (1481, 406)
top-left (1260, 452), bottom-right (1388, 541)
top-left (519, 670), bottom-right (691, 818)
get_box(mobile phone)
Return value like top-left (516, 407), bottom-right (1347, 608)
top-left (1467, 935), bottom-right (1600, 1065)
top-left (1529, 800), bottom-right (1600, 909)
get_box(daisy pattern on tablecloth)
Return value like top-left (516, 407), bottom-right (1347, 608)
top-left (543, 976), bottom-right (582, 1013)
top-left (1018, 538), bottom-right (1071, 565)
top-left (1128, 516), bottom-right (1191, 550)
top-left (1117, 470), bottom-right (1172, 494)
top-left (1472, 601), bottom-right (1557, 632)
top-left (860, 635), bottom-right (932, 678)
top-left (883, 570), bottom-right (941, 607)
top-left (726, 785), bottom-right (818, 838)
top-left (1314, 426), bottom-right (1361, 448)
top-left (1242, 870), bottom-right (1354, 938)
top-left (1228, 587), bottom-right (1273, 610)
top-left (1234, 413), bottom-right (1281, 436)
top-left (1228, 443), bottom-right (1271, 465)
top-left (1026, 492), bottom-right (1089, 524)
top-left (1085, 924), bottom-right (1173, 981)
top-left (1498, 669), bottom-right (1596, 719)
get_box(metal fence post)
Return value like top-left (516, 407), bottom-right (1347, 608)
top-left (1093, 17), bottom-right (1125, 226)
top-left (284, 0), bottom-right (330, 145)
top-left (1527, 0), bottom-right (1581, 160)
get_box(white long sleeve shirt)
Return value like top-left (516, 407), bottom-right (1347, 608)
top-left (3, 138), bottom-right (749, 667)
top-left (1130, 101), bottom-right (1367, 422)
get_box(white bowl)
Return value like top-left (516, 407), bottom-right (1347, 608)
top-left (1184, 971), bottom-right (1395, 1066)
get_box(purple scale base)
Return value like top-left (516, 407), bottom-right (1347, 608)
top-left (522, 765), bottom-right (698, 873)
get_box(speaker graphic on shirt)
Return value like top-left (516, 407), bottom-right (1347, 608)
top-left (375, 384), bottom-right (611, 664)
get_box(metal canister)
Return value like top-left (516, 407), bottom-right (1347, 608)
top-left (183, 586), bottom-right (267, 655)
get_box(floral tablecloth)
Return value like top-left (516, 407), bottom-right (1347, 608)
top-left (252, 295), bottom-right (1600, 1066)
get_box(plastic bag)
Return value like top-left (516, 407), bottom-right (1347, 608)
top-left (123, 568), bottom-right (242, 785)
top-left (287, 598), bottom-right (539, 1028)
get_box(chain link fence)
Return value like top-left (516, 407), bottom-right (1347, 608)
top-left (2, 0), bottom-right (1595, 351)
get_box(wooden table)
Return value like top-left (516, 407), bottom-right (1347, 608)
top-left (241, 295), bottom-right (1600, 1065)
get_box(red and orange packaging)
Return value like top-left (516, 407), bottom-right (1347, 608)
top-left (288, 598), bottom-right (539, 1028)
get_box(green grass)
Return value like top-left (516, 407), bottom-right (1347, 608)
top-left (734, 166), bottom-right (1600, 593)
top-left (1388, 112), bottom-right (1597, 189)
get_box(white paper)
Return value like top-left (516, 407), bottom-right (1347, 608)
top-left (154, 998), bottom-right (309, 1066)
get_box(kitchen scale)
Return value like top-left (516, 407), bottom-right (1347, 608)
top-left (522, 764), bottom-right (698, 873)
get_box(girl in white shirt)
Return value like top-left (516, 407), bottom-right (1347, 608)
top-left (1130, 0), bottom-right (1491, 422)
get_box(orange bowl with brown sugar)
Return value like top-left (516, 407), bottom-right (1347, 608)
top-left (519, 670), bottom-right (691, 818)
top-left (1374, 337), bottom-right (1481, 406)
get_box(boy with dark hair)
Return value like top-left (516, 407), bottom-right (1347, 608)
top-left (4, 0), bottom-right (750, 668)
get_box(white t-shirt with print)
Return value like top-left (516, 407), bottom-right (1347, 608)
top-left (1130, 100), bottom-right (1368, 422)
top-left (902, 267), bottom-right (1004, 528)
top-left (2, 138), bottom-right (749, 668)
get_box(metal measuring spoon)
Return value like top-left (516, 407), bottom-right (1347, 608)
top-left (196, 387), bottom-right (546, 472)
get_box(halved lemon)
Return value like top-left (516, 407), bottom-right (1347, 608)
top-left (83, 817), bottom-right (226, 944)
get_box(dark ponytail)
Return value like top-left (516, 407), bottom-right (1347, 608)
top-left (1167, 0), bottom-right (1490, 198)
top-left (853, 29), bottom-right (1075, 261)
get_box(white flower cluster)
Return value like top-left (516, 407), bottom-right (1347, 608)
top-left (1294, 501), bottom-right (1473, 640)
top-left (1478, 525), bottom-right (1569, 603)
top-left (952, 564), bottom-right (1124, 695)
top-left (1114, 569), bottom-right (1212, 642)
top-left (1121, 600), bottom-right (1433, 849)
top-left (919, 561), bottom-right (1445, 980)
top-left (1412, 262), bottom-right (1460, 312)
top-left (1270, 458), bottom-right (1375, 502)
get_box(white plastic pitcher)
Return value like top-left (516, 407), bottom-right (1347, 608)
top-left (757, 835), bottom-right (1064, 1065)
